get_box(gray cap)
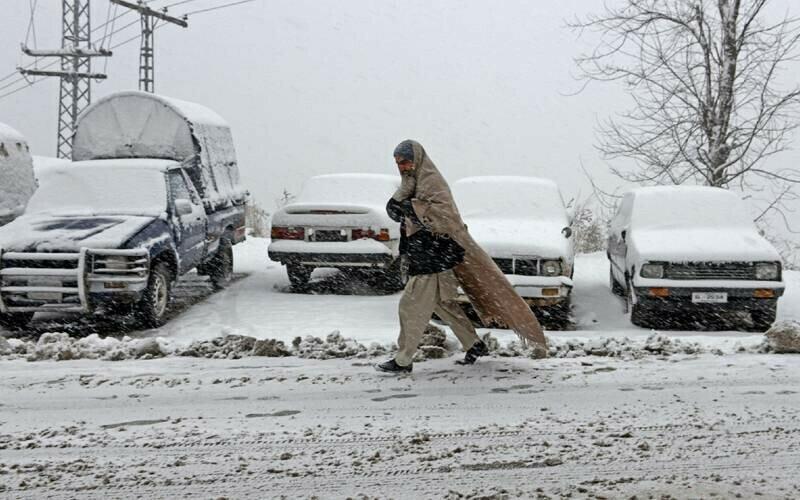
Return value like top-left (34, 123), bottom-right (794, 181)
top-left (393, 140), bottom-right (414, 162)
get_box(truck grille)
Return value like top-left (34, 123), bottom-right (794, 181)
top-left (0, 251), bottom-right (85, 312)
top-left (664, 262), bottom-right (756, 280)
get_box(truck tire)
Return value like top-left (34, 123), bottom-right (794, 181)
top-left (0, 312), bottom-right (34, 331)
top-left (287, 264), bottom-right (311, 290)
top-left (749, 303), bottom-right (777, 332)
top-left (135, 262), bottom-right (173, 328)
top-left (208, 241), bottom-right (234, 291)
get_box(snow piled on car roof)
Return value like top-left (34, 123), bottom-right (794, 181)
top-left (454, 176), bottom-right (568, 221)
top-left (629, 185), bottom-right (753, 230)
top-left (294, 173), bottom-right (400, 207)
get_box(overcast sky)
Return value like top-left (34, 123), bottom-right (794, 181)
top-left (1, 0), bottom-right (798, 213)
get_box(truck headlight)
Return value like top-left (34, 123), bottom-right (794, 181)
top-left (103, 256), bottom-right (130, 270)
top-left (641, 263), bottom-right (664, 279)
top-left (755, 263), bottom-right (779, 280)
top-left (541, 260), bottom-right (562, 276)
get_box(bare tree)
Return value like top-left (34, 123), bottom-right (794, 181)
top-left (571, 0), bottom-right (800, 193)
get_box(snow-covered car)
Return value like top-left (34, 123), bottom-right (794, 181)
top-left (268, 174), bottom-right (404, 290)
top-left (607, 186), bottom-right (785, 331)
top-left (452, 176), bottom-right (575, 324)
top-left (0, 123), bottom-right (37, 227)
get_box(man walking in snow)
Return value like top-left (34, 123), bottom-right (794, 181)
top-left (376, 140), bottom-right (489, 373)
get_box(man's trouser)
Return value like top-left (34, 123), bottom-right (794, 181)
top-left (395, 269), bottom-right (481, 367)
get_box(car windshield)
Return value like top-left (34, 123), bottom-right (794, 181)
top-left (631, 189), bottom-right (753, 230)
top-left (25, 166), bottom-right (167, 217)
top-left (295, 174), bottom-right (400, 207)
top-left (454, 177), bottom-right (568, 222)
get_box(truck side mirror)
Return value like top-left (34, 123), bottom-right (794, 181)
top-left (621, 230), bottom-right (627, 242)
top-left (562, 227), bottom-right (573, 238)
top-left (175, 199), bottom-right (194, 216)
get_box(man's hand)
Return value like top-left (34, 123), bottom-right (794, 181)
top-left (386, 198), bottom-right (405, 222)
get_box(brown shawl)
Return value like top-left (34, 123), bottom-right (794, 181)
top-left (392, 140), bottom-right (547, 356)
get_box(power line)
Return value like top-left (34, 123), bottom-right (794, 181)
top-left (183, 0), bottom-right (255, 17)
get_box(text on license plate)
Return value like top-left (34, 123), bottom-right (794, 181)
top-left (692, 292), bottom-right (728, 303)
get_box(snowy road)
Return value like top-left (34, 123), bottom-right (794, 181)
top-left (2, 237), bottom-right (800, 498)
top-left (2, 353), bottom-right (800, 498)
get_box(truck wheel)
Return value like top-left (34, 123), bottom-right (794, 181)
top-left (287, 264), bottom-right (311, 290)
top-left (135, 262), bottom-right (173, 328)
top-left (749, 303), bottom-right (777, 332)
top-left (0, 312), bottom-right (34, 331)
top-left (209, 241), bottom-right (234, 291)
top-left (610, 268), bottom-right (625, 296)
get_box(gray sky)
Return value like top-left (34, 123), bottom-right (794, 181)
top-left (1, 0), bottom-right (798, 213)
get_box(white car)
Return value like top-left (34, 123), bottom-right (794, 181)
top-left (452, 176), bottom-right (575, 325)
top-left (268, 173), bottom-right (403, 290)
top-left (607, 186), bottom-right (785, 331)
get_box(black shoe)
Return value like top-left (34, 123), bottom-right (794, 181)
top-left (457, 340), bottom-right (489, 365)
top-left (375, 359), bottom-right (412, 373)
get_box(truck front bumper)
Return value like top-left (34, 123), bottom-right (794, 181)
top-left (0, 248), bottom-right (149, 314)
top-left (268, 250), bottom-right (396, 268)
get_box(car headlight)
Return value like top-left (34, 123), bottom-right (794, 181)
top-left (541, 260), bottom-right (562, 276)
top-left (755, 262), bottom-right (779, 280)
top-left (640, 263), bottom-right (664, 279)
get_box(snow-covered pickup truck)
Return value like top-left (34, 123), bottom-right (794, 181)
top-left (0, 92), bottom-right (246, 330)
top-left (0, 122), bottom-right (37, 227)
top-left (607, 186), bottom-right (784, 331)
top-left (452, 176), bottom-right (575, 325)
top-left (268, 174), bottom-right (403, 290)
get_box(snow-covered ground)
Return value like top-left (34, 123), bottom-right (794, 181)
top-left (2, 236), bottom-right (800, 498)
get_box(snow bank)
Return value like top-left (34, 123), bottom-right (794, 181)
top-left (72, 91), bottom-right (244, 208)
top-left (3, 328), bottom-right (788, 363)
top-left (0, 122), bottom-right (36, 224)
top-left (764, 320), bottom-right (800, 353)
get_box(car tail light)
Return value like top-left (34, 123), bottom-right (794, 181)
top-left (271, 226), bottom-right (305, 240)
top-left (352, 228), bottom-right (391, 241)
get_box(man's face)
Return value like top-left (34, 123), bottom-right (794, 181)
top-left (395, 155), bottom-right (414, 174)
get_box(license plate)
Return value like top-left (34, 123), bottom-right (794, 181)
top-left (692, 292), bottom-right (727, 303)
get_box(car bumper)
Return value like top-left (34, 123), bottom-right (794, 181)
top-left (456, 275), bottom-right (573, 307)
top-left (268, 251), bottom-right (395, 268)
top-left (631, 285), bottom-right (783, 312)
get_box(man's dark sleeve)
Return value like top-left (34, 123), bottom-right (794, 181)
top-left (386, 198), bottom-right (405, 222)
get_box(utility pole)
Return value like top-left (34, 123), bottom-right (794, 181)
top-left (109, 0), bottom-right (188, 93)
top-left (19, 1), bottom-right (110, 159)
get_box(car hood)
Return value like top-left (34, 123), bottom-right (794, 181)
top-left (464, 217), bottom-right (572, 259)
top-left (630, 227), bottom-right (781, 263)
top-left (0, 214), bottom-right (157, 253)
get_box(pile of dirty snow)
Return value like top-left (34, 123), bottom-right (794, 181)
top-left (3, 327), bottom-right (798, 363)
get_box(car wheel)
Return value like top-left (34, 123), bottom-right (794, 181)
top-left (382, 256), bottom-right (409, 291)
top-left (287, 264), bottom-right (311, 290)
top-left (0, 312), bottom-right (34, 331)
top-left (208, 241), bottom-right (234, 291)
top-left (749, 303), bottom-right (777, 332)
top-left (542, 298), bottom-right (574, 330)
top-left (135, 262), bottom-right (173, 328)
top-left (627, 283), bottom-right (651, 328)
top-left (609, 268), bottom-right (625, 296)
